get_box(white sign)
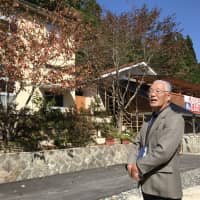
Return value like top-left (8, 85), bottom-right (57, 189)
top-left (184, 95), bottom-right (200, 112)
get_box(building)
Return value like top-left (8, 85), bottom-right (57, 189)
top-left (78, 61), bottom-right (200, 133)
top-left (0, 0), bottom-right (80, 112)
top-left (75, 61), bottom-right (157, 113)
top-left (132, 75), bottom-right (200, 133)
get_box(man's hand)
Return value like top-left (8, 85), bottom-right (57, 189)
top-left (127, 164), bottom-right (132, 177)
top-left (131, 164), bottom-right (140, 181)
top-left (127, 164), bottom-right (140, 181)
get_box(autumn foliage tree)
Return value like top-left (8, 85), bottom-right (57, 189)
top-left (0, 0), bottom-right (91, 144)
top-left (0, 0), bottom-right (85, 101)
top-left (78, 5), bottom-right (192, 133)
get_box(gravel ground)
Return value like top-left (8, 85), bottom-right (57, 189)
top-left (99, 168), bottom-right (200, 200)
top-left (99, 188), bottom-right (142, 200)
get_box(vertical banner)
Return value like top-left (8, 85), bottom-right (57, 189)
top-left (184, 95), bottom-right (200, 113)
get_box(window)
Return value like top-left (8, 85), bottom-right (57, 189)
top-left (44, 91), bottom-right (63, 107)
top-left (0, 92), bottom-right (15, 107)
top-left (0, 77), bottom-right (15, 107)
top-left (75, 88), bottom-right (84, 96)
top-left (0, 16), bottom-right (17, 34)
top-left (45, 24), bottom-right (60, 38)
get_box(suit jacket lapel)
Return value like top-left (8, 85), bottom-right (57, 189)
top-left (140, 118), bottom-right (150, 146)
top-left (146, 106), bottom-right (171, 145)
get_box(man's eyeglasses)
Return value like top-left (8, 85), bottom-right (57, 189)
top-left (148, 88), bottom-right (169, 95)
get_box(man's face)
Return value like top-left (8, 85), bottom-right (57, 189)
top-left (148, 81), bottom-right (171, 112)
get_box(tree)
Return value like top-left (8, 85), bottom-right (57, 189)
top-left (79, 6), bottom-right (182, 133)
top-left (80, 5), bottom-right (189, 75)
top-left (180, 35), bottom-right (199, 83)
top-left (184, 35), bottom-right (197, 66)
top-left (186, 64), bottom-right (200, 84)
top-left (0, 0), bottom-right (90, 143)
top-left (78, 4), bottom-right (199, 83)
top-left (26, 0), bottom-right (102, 25)
top-left (150, 32), bottom-right (198, 77)
top-left (0, 0), bottom-right (91, 106)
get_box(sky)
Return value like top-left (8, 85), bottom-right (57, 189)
top-left (96, 0), bottom-right (200, 62)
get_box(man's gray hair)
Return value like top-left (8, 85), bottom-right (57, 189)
top-left (152, 80), bottom-right (172, 92)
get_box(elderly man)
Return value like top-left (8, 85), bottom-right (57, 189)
top-left (127, 80), bottom-right (184, 200)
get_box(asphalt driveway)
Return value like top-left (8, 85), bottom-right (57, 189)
top-left (0, 154), bottom-right (199, 200)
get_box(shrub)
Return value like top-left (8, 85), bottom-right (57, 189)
top-left (66, 112), bottom-right (95, 147)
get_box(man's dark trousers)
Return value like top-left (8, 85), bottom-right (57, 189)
top-left (143, 192), bottom-right (181, 200)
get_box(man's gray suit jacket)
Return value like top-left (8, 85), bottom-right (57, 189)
top-left (127, 105), bottom-right (184, 199)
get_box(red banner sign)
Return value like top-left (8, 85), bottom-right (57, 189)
top-left (184, 95), bottom-right (200, 113)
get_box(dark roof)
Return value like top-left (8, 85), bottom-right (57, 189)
top-left (170, 103), bottom-right (192, 114)
top-left (133, 75), bottom-right (200, 97)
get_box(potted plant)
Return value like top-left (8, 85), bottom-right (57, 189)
top-left (105, 135), bottom-right (115, 145)
top-left (101, 123), bottom-right (121, 145)
top-left (120, 133), bottom-right (133, 144)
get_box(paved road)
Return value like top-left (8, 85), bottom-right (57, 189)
top-left (0, 154), bottom-right (200, 200)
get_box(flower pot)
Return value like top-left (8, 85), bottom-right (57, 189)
top-left (106, 138), bottom-right (121, 145)
top-left (121, 139), bottom-right (130, 144)
top-left (106, 138), bottom-right (115, 145)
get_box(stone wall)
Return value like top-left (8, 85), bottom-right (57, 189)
top-left (0, 144), bottom-right (130, 184)
top-left (182, 134), bottom-right (200, 153)
top-left (0, 134), bottom-right (199, 184)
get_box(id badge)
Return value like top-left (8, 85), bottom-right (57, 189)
top-left (137, 146), bottom-right (147, 159)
